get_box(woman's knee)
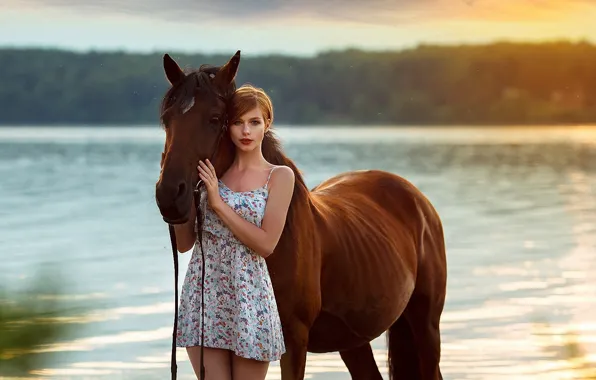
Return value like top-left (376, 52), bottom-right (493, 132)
top-left (186, 347), bottom-right (232, 380)
top-left (231, 354), bottom-right (269, 380)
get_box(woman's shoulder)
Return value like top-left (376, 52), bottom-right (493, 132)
top-left (267, 165), bottom-right (294, 188)
top-left (268, 164), bottom-right (293, 177)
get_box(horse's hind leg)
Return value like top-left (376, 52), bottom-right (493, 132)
top-left (339, 343), bottom-right (383, 380)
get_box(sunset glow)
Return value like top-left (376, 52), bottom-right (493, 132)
top-left (1, 0), bottom-right (595, 54)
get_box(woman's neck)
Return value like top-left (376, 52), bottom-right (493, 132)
top-left (231, 147), bottom-right (268, 171)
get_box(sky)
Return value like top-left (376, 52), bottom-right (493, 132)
top-left (1, 0), bottom-right (595, 56)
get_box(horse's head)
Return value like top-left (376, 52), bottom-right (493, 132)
top-left (156, 51), bottom-right (240, 224)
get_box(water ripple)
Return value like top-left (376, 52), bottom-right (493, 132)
top-left (1, 126), bottom-right (595, 379)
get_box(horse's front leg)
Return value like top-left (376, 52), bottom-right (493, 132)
top-left (280, 320), bottom-right (310, 380)
top-left (277, 296), bottom-right (319, 380)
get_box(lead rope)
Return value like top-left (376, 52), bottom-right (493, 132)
top-left (194, 181), bottom-right (207, 380)
top-left (168, 180), bottom-right (206, 380)
top-left (168, 223), bottom-right (179, 380)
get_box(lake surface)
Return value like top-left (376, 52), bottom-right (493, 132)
top-left (1, 125), bottom-right (595, 380)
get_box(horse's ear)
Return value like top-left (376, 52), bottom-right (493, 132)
top-left (215, 50), bottom-right (241, 88)
top-left (163, 53), bottom-right (185, 86)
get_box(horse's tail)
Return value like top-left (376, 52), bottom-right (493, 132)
top-left (386, 310), bottom-right (420, 380)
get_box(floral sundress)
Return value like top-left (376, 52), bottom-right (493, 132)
top-left (175, 167), bottom-right (286, 362)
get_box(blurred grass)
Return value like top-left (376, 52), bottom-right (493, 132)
top-left (0, 269), bottom-right (84, 377)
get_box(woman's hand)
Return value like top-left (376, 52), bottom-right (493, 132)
top-left (197, 159), bottom-right (222, 210)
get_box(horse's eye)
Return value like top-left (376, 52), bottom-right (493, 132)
top-left (209, 116), bottom-right (220, 125)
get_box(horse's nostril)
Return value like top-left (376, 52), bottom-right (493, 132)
top-left (176, 182), bottom-right (186, 199)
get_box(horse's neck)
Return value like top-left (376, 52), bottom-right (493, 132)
top-left (214, 145), bottom-right (235, 177)
top-left (259, 140), bottom-right (318, 261)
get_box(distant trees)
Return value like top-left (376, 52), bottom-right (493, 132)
top-left (1, 41), bottom-right (595, 125)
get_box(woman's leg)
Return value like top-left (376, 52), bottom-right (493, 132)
top-left (231, 354), bottom-right (269, 380)
top-left (186, 346), bottom-right (232, 380)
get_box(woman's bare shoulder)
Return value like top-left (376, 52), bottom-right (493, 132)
top-left (269, 165), bottom-right (294, 182)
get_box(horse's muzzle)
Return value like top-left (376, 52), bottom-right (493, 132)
top-left (155, 180), bottom-right (192, 224)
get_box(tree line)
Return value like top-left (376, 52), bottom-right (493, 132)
top-left (1, 41), bottom-right (595, 126)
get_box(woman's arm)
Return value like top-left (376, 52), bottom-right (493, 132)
top-left (212, 166), bottom-right (295, 258)
top-left (173, 197), bottom-right (197, 253)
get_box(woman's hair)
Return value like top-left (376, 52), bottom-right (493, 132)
top-left (227, 84), bottom-right (274, 129)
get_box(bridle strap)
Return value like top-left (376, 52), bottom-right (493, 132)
top-left (167, 224), bottom-right (179, 380)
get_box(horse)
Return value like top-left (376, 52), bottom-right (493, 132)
top-left (155, 50), bottom-right (447, 380)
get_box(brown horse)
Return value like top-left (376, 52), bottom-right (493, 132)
top-left (155, 51), bottom-right (447, 380)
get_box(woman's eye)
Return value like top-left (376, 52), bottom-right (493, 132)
top-left (251, 120), bottom-right (260, 125)
top-left (233, 120), bottom-right (243, 126)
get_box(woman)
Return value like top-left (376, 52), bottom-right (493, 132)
top-left (175, 84), bottom-right (294, 380)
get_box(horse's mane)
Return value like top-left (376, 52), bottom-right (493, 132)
top-left (261, 131), bottom-right (307, 189)
top-left (159, 64), bottom-right (235, 128)
top-left (259, 131), bottom-right (314, 252)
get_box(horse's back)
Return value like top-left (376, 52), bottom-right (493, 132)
top-left (308, 170), bottom-right (445, 345)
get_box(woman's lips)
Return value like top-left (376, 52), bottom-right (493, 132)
top-left (240, 139), bottom-right (253, 145)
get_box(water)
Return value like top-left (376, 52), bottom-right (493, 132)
top-left (1, 125), bottom-right (595, 380)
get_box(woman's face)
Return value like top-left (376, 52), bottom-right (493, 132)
top-left (229, 106), bottom-right (268, 152)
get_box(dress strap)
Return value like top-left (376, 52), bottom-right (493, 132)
top-left (264, 166), bottom-right (277, 189)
